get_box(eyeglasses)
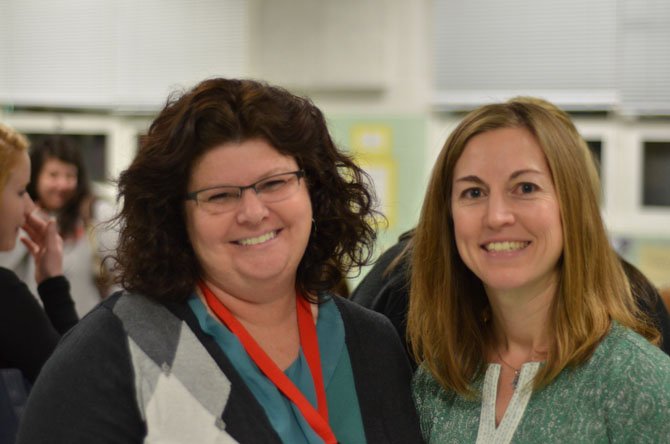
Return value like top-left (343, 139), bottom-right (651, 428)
top-left (186, 170), bottom-right (305, 214)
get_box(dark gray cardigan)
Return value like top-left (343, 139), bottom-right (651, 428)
top-left (17, 292), bottom-right (423, 444)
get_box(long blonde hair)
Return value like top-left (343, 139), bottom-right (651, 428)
top-left (0, 123), bottom-right (29, 192)
top-left (408, 97), bottom-right (659, 397)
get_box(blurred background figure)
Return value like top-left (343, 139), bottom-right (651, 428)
top-left (0, 123), bottom-right (78, 444)
top-left (0, 135), bottom-right (118, 316)
top-left (661, 287), bottom-right (670, 312)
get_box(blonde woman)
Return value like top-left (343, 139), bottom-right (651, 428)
top-left (409, 98), bottom-right (670, 442)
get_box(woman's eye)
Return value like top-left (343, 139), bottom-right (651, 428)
top-left (258, 179), bottom-right (287, 192)
top-left (462, 188), bottom-right (482, 199)
top-left (207, 191), bottom-right (238, 202)
top-left (519, 183), bottom-right (536, 194)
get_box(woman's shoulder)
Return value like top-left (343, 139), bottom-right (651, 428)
top-left (331, 295), bottom-right (424, 443)
top-left (412, 365), bottom-right (458, 402)
top-left (57, 292), bottom-right (168, 346)
top-left (16, 293), bottom-right (146, 443)
top-left (0, 267), bottom-right (34, 306)
top-left (413, 365), bottom-right (440, 392)
top-left (412, 365), bottom-right (460, 439)
top-left (58, 293), bottom-right (128, 344)
top-left (42, 291), bottom-right (190, 385)
top-left (584, 323), bottom-right (670, 439)
top-left (81, 291), bottom-right (186, 337)
top-left (332, 294), bottom-right (409, 345)
top-left (589, 322), bottom-right (670, 408)
top-left (0, 266), bottom-right (20, 283)
top-left (330, 293), bottom-right (397, 329)
top-left (0, 267), bottom-right (21, 296)
top-left (330, 293), bottom-right (413, 371)
top-left (596, 322), bottom-right (670, 374)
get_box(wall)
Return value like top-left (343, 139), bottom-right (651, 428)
top-left (2, 0), bottom-right (670, 288)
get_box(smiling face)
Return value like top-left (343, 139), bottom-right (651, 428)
top-left (450, 126), bottom-right (563, 297)
top-left (36, 157), bottom-right (78, 211)
top-left (184, 139), bottom-right (313, 296)
top-left (0, 151), bottom-right (33, 251)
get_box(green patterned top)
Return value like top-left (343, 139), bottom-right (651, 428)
top-left (413, 322), bottom-right (670, 443)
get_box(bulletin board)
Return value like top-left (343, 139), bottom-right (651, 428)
top-left (326, 115), bottom-right (427, 255)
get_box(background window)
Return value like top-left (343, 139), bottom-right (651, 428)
top-left (586, 139), bottom-right (602, 177)
top-left (643, 141), bottom-right (670, 206)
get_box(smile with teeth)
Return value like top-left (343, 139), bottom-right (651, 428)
top-left (236, 230), bottom-right (278, 246)
top-left (484, 241), bottom-right (530, 252)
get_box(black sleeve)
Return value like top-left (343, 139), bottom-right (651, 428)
top-left (372, 271), bottom-right (414, 368)
top-left (16, 303), bottom-right (145, 444)
top-left (37, 275), bottom-right (79, 334)
top-left (351, 244), bottom-right (415, 368)
top-left (0, 268), bottom-right (61, 383)
top-left (620, 258), bottom-right (670, 356)
top-left (351, 238), bottom-right (409, 308)
top-left (645, 291), bottom-right (670, 356)
top-left (334, 297), bottom-right (424, 444)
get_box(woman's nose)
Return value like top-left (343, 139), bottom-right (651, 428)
top-left (235, 189), bottom-right (269, 225)
top-left (485, 193), bottom-right (515, 228)
top-left (56, 176), bottom-right (73, 189)
top-left (23, 193), bottom-right (35, 213)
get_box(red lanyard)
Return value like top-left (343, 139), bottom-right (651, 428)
top-left (198, 281), bottom-right (337, 444)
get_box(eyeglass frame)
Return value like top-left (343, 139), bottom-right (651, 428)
top-left (185, 170), bottom-right (306, 212)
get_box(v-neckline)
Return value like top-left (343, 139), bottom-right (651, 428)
top-left (475, 362), bottom-right (541, 444)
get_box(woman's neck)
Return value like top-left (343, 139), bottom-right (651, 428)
top-left (486, 282), bottom-right (555, 358)
top-left (199, 277), bottom-right (298, 328)
top-left (198, 277), bottom-right (303, 370)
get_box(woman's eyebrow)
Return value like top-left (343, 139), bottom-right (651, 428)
top-left (510, 168), bottom-right (544, 180)
top-left (453, 175), bottom-right (485, 185)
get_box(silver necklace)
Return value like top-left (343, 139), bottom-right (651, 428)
top-left (496, 350), bottom-right (521, 389)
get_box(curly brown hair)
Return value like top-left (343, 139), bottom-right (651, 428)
top-left (114, 78), bottom-right (378, 302)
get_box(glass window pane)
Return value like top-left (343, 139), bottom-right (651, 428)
top-left (586, 140), bottom-right (602, 177)
top-left (643, 141), bottom-right (670, 207)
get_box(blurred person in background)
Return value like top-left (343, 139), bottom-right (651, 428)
top-left (660, 286), bottom-right (670, 312)
top-left (409, 97), bottom-right (670, 442)
top-left (0, 123), bottom-right (78, 443)
top-left (17, 78), bottom-right (422, 443)
top-left (0, 135), bottom-right (118, 316)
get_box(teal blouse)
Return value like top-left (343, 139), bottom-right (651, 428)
top-left (189, 296), bottom-right (366, 444)
top-left (413, 322), bottom-right (670, 443)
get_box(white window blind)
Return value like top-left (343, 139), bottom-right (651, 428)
top-left (0, 0), bottom-right (247, 111)
top-left (618, 0), bottom-right (670, 115)
top-left (432, 0), bottom-right (670, 115)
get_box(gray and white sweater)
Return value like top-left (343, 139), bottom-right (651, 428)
top-left (17, 291), bottom-right (423, 444)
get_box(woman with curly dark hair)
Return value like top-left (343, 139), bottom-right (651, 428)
top-left (18, 78), bottom-right (422, 444)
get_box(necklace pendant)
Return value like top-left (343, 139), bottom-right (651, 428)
top-left (512, 370), bottom-right (520, 389)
